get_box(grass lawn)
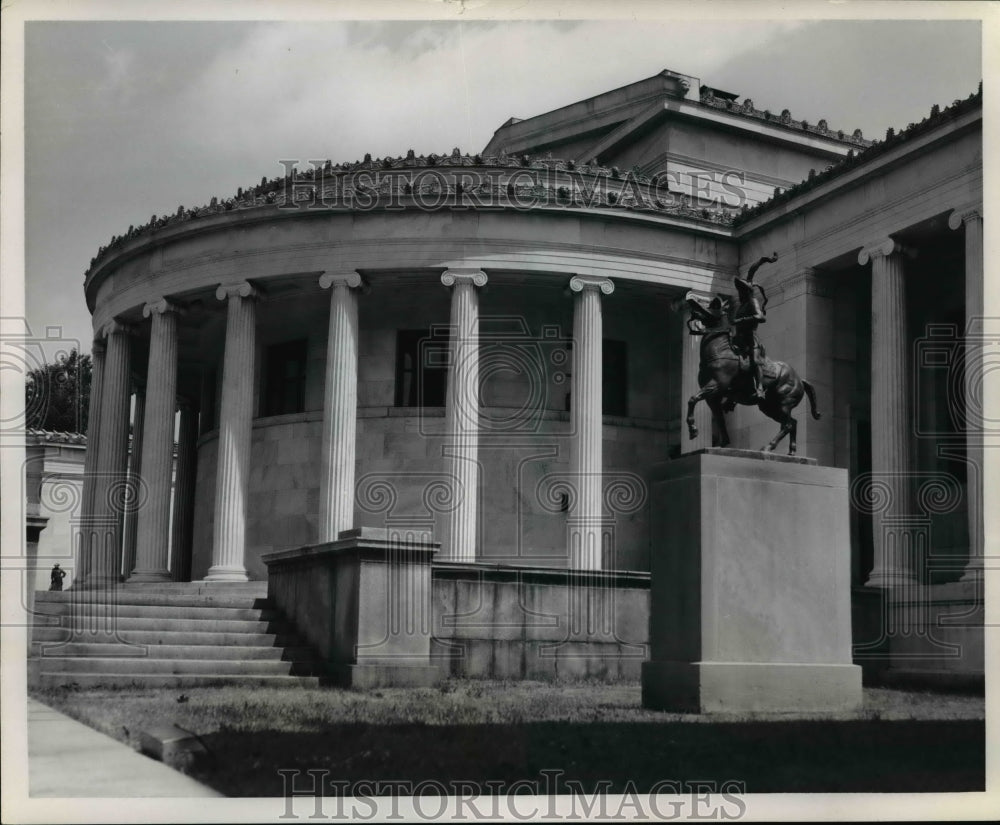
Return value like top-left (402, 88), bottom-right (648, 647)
top-left (31, 680), bottom-right (984, 796)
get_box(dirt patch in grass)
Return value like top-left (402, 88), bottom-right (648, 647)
top-left (30, 680), bottom-right (984, 795)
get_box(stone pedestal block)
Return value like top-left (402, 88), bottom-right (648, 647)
top-left (641, 448), bottom-right (862, 713)
top-left (263, 527), bottom-right (440, 688)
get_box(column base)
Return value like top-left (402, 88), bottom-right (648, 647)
top-left (127, 570), bottom-right (172, 583)
top-left (864, 569), bottom-right (920, 588)
top-left (641, 661), bottom-right (863, 714)
top-left (203, 565), bottom-right (249, 583)
top-left (960, 559), bottom-right (983, 582)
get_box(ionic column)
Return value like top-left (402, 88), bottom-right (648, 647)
top-left (121, 383), bottom-right (145, 578)
top-left (205, 282), bottom-right (258, 582)
top-left (949, 208), bottom-right (984, 582)
top-left (131, 299), bottom-right (181, 582)
top-left (318, 272), bottom-right (363, 542)
top-left (76, 339), bottom-right (105, 585)
top-left (568, 275), bottom-right (614, 570)
top-left (440, 269), bottom-right (488, 561)
top-left (859, 239), bottom-right (917, 586)
top-left (678, 291), bottom-right (713, 453)
top-left (87, 320), bottom-right (133, 586)
top-left (170, 400), bottom-right (199, 581)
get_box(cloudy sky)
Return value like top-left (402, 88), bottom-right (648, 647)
top-left (19, 12), bottom-right (985, 354)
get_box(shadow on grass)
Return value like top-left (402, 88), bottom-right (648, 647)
top-left (190, 718), bottom-right (984, 796)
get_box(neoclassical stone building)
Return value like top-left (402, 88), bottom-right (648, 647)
top-left (74, 69), bottom-right (983, 613)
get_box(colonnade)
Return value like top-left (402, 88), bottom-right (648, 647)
top-left (857, 207), bottom-right (983, 586)
top-left (76, 269), bottom-right (621, 585)
top-left (75, 203), bottom-right (983, 586)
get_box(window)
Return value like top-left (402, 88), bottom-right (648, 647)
top-left (262, 339), bottom-right (308, 416)
top-left (602, 339), bottom-right (628, 417)
top-left (395, 329), bottom-right (450, 407)
top-left (564, 339), bottom-right (629, 417)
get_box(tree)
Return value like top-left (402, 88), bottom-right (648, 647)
top-left (25, 348), bottom-right (92, 434)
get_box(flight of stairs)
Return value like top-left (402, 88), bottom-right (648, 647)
top-left (30, 583), bottom-right (326, 688)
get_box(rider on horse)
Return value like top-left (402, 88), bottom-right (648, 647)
top-left (730, 252), bottom-right (777, 402)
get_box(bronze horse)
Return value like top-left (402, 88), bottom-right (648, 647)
top-left (684, 278), bottom-right (820, 455)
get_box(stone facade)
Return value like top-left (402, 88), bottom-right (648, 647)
top-left (68, 70), bottom-right (983, 685)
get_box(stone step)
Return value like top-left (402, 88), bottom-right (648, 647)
top-left (35, 591), bottom-right (270, 609)
top-left (33, 672), bottom-right (323, 689)
top-left (36, 657), bottom-right (320, 676)
top-left (33, 603), bottom-right (280, 622)
top-left (54, 582), bottom-right (268, 596)
top-left (30, 642), bottom-right (317, 660)
top-left (32, 628), bottom-right (301, 647)
top-left (31, 615), bottom-right (291, 636)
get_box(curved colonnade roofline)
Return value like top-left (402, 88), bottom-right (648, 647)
top-left (84, 154), bottom-right (742, 292)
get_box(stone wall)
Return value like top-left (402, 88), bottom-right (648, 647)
top-left (431, 563), bottom-right (650, 680)
top-left (192, 412), bottom-right (673, 580)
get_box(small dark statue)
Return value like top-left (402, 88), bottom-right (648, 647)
top-left (49, 563), bottom-right (66, 591)
top-left (685, 252), bottom-right (820, 455)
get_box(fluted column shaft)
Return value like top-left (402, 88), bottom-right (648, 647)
top-left (131, 300), bottom-right (180, 581)
top-left (680, 292), bottom-right (713, 453)
top-left (440, 269), bottom-right (487, 561)
top-left (121, 386), bottom-right (145, 577)
top-left (861, 240), bottom-right (916, 586)
top-left (87, 322), bottom-right (132, 585)
top-left (569, 275), bottom-right (614, 570)
top-left (318, 272), bottom-right (363, 542)
top-left (950, 209), bottom-right (984, 581)
top-left (76, 340), bottom-right (105, 585)
top-left (206, 283), bottom-right (257, 582)
top-left (170, 401), bottom-right (199, 581)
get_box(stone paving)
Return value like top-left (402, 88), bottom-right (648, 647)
top-left (28, 698), bottom-right (220, 797)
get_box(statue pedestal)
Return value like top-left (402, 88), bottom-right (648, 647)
top-left (642, 449), bottom-right (862, 713)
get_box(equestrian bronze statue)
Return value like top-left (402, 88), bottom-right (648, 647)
top-left (684, 252), bottom-right (820, 455)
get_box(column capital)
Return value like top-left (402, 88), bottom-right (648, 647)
top-left (142, 297), bottom-right (183, 318)
top-left (441, 269), bottom-right (487, 288)
top-left (319, 271), bottom-right (364, 290)
top-left (857, 238), bottom-right (916, 266)
top-left (670, 289), bottom-right (716, 314)
top-left (100, 319), bottom-right (133, 339)
top-left (569, 275), bottom-right (615, 295)
top-left (948, 207), bottom-right (983, 230)
top-left (215, 281), bottom-right (259, 301)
